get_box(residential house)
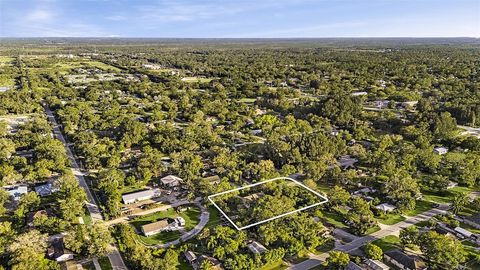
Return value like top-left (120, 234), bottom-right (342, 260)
top-left (464, 213), bottom-right (480, 229)
top-left (47, 239), bottom-right (74, 262)
top-left (384, 249), bottom-right (427, 270)
top-left (203, 175), bottom-right (221, 185)
top-left (447, 181), bottom-right (458, 189)
top-left (247, 241), bottom-right (268, 254)
top-left (160, 175), bottom-right (182, 187)
top-left (351, 91), bottom-right (368, 96)
top-left (141, 217), bottom-right (185, 236)
top-left (4, 185), bottom-right (28, 201)
top-left (375, 203), bottom-right (397, 213)
top-left (433, 147), bottom-right (448, 155)
top-left (184, 250), bottom-right (197, 266)
top-left (338, 155), bottom-right (358, 169)
top-left (35, 182), bottom-right (59, 197)
top-left (195, 255), bottom-right (223, 270)
top-left (454, 226), bottom-right (472, 239)
top-left (141, 219), bottom-right (170, 236)
top-left (346, 262), bottom-right (364, 270)
top-left (121, 189), bottom-right (155, 204)
top-left (364, 259), bottom-right (390, 270)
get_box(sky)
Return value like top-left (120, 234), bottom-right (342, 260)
top-left (0, 0), bottom-right (479, 38)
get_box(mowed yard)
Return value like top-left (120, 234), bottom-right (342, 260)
top-left (131, 206), bottom-right (201, 245)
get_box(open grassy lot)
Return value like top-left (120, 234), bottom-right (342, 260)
top-left (177, 257), bottom-right (194, 270)
top-left (422, 186), bottom-right (475, 204)
top-left (181, 77), bottom-right (214, 83)
top-left (376, 214), bottom-right (406, 225)
top-left (137, 230), bottom-right (182, 246)
top-left (259, 260), bottom-right (288, 270)
top-left (321, 211), bottom-right (348, 229)
top-left (372, 235), bottom-right (400, 252)
top-left (206, 205), bottom-right (222, 228)
top-left (404, 200), bottom-right (434, 216)
top-left (87, 61), bottom-right (121, 72)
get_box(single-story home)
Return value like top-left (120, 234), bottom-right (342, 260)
top-left (184, 250), bottom-right (197, 265)
top-left (247, 241), bottom-right (268, 254)
top-left (375, 203), bottom-right (397, 213)
top-left (160, 175), bottom-right (183, 187)
top-left (433, 146), bottom-right (448, 155)
top-left (141, 219), bottom-right (170, 236)
top-left (203, 175), bottom-right (221, 185)
top-left (4, 185), bottom-right (28, 201)
top-left (384, 249), bottom-right (427, 270)
top-left (47, 239), bottom-right (74, 262)
top-left (345, 261), bottom-right (363, 270)
top-left (364, 259), bottom-right (390, 270)
top-left (26, 209), bottom-right (55, 227)
top-left (447, 181), bottom-right (458, 189)
top-left (122, 189), bottom-right (155, 204)
top-left (195, 255), bottom-right (223, 270)
top-left (454, 226), bottom-right (472, 238)
top-left (35, 182), bottom-right (59, 197)
top-left (141, 216), bottom-right (185, 236)
top-left (338, 155), bottom-right (358, 169)
top-left (464, 213), bottom-right (480, 229)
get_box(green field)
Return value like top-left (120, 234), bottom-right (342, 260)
top-left (98, 257), bottom-right (113, 270)
top-left (422, 186), bottom-right (475, 204)
top-left (181, 77), bottom-right (214, 83)
top-left (404, 200), bottom-right (434, 216)
top-left (372, 235), bottom-right (400, 252)
top-left (259, 260), bottom-right (288, 270)
top-left (321, 211), bottom-right (348, 229)
top-left (376, 214), bottom-right (406, 225)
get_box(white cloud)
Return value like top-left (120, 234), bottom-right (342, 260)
top-left (26, 8), bottom-right (54, 22)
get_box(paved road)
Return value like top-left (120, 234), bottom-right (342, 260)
top-left (288, 205), bottom-right (448, 270)
top-left (105, 199), bottom-right (191, 226)
top-left (45, 105), bottom-right (103, 221)
top-left (44, 105), bottom-right (128, 270)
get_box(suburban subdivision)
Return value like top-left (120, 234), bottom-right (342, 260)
top-left (0, 38), bottom-right (479, 270)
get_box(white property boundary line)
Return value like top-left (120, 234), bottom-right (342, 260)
top-left (208, 177), bottom-right (328, 230)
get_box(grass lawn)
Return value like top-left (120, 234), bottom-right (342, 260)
top-left (137, 230), bottom-right (182, 246)
top-left (181, 77), bottom-right (213, 83)
top-left (422, 186), bottom-right (475, 204)
top-left (376, 214), bottom-right (406, 225)
top-left (404, 200), bottom-right (434, 216)
top-left (87, 61), bottom-right (121, 72)
top-left (205, 206), bottom-right (222, 229)
top-left (259, 260), bottom-right (288, 270)
top-left (372, 235), bottom-right (400, 252)
top-left (98, 256), bottom-right (113, 270)
top-left (239, 98), bottom-right (257, 103)
top-left (321, 211), bottom-right (348, 229)
top-left (364, 225), bottom-right (381, 235)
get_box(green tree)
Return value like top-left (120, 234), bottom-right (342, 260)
top-left (363, 242), bottom-right (383, 260)
top-left (419, 231), bottom-right (465, 270)
top-left (324, 251), bottom-right (350, 269)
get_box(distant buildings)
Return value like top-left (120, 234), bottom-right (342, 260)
top-left (121, 189), bottom-right (155, 204)
top-left (433, 146), bottom-right (448, 155)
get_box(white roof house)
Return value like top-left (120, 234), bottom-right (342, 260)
top-left (160, 175), bottom-right (182, 187)
top-left (365, 259), bottom-right (390, 270)
top-left (454, 227), bottom-right (472, 238)
top-left (5, 185), bottom-right (28, 201)
top-left (35, 182), bottom-right (59, 197)
top-left (433, 147), bottom-right (448, 155)
top-left (375, 203), bottom-right (397, 212)
top-left (247, 241), bottom-right (268, 254)
top-left (122, 189), bottom-right (155, 204)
